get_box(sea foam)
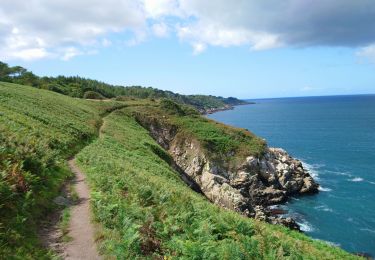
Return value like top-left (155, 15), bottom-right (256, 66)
top-left (297, 220), bottom-right (315, 232)
top-left (314, 205), bottom-right (333, 212)
top-left (349, 177), bottom-right (364, 182)
top-left (300, 160), bottom-right (321, 180)
top-left (318, 186), bottom-right (332, 192)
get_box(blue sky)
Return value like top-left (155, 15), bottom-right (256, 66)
top-left (2, 1), bottom-right (375, 99)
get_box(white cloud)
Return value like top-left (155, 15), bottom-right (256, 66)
top-left (177, 22), bottom-right (282, 52)
top-left (6, 48), bottom-right (49, 61)
top-left (192, 43), bottom-right (206, 55)
top-left (2, 0), bottom-right (375, 60)
top-left (300, 86), bottom-right (314, 92)
top-left (357, 44), bottom-right (375, 63)
top-left (143, 0), bottom-right (181, 18)
top-left (126, 30), bottom-right (148, 46)
top-left (101, 38), bottom-right (112, 47)
top-left (0, 0), bottom-right (146, 61)
top-left (61, 47), bottom-right (83, 61)
top-left (152, 23), bottom-right (169, 38)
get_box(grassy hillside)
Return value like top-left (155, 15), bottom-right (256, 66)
top-left (0, 62), bottom-right (248, 112)
top-left (115, 86), bottom-right (249, 111)
top-left (0, 82), bottom-right (359, 259)
top-left (130, 99), bottom-right (266, 167)
top-left (76, 107), bottom-right (357, 259)
top-left (0, 82), bottom-right (123, 258)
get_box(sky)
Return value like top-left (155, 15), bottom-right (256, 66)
top-left (1, 0), bottom-right (375, 99)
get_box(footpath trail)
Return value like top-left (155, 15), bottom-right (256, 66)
top-left (41, 107), bottom-right (125, 259)
top-left (64, 158), bottom-right (100, 260)
top-left (62, 112), bottom-right (113, 260)
top-left (63, 109), bottom-right (117, 259)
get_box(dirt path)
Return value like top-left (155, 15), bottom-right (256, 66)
top-left (40, 110), bottom-right (120, 259)
top-left (64, 158), bottom-right (101, 260)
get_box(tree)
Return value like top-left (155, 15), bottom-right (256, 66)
top-left (16, 72), bottom-right (40, 87)
top-left (0, 62), bottom-right (11, 81)
top-left (9, 66), bottom-right (27, 78)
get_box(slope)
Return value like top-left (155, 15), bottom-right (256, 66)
top-left (0, 61), bottom-right (248, 113)
top-left (0, 81), bottom-right (123, 258)
top-left (0, 82), bottom-right (359, 259)
top-left (76, 107), bottom-right (358, 259)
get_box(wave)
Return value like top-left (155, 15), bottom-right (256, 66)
top-left (349, 177), bottom-right (364, 182)
top-left (283, 208), bottom-right (315, 232)
top-left (327, 170), bottom-right (352, 177)
top-left (313, 238), bottom-right (340, 247)
top-left (328, 171), bottom-right (368, 184)
top-left (300, 160), bottom-right (322, 180)
top-left (314, 205), bottom-right (333, 212)
top-left (360, 228), bottom-right (375, 234)
top-left (318, 186), bottom-right (332, 192)
top-left (296, 219), bottom-right (315, 232)
top-left (324, 240), bottom-right (341, 247)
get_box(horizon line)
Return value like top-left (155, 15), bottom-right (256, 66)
top-left (244, 93), bottom-right (375, 101)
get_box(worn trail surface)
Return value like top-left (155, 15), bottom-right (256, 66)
top-left (41, 110), bottom-right (121, 258)
top-left (64, 158), bottom-right (100, 260)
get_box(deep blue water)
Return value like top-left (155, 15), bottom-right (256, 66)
top-left (208, 95), bottom-right (375, 255)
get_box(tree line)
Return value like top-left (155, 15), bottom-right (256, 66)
top-left (0, 61), bottom-right (247, 110)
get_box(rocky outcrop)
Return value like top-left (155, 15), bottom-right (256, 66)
top-left (135, 115), bottom-right (319, 230)
top-left (200, 105), bottom-right (234, 114)
top-left (240, 148), bottom-right (319, 206)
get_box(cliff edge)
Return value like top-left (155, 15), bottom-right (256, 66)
top-left (129, 100), bottom-right (319, 230)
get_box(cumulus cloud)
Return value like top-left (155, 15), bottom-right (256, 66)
top-left (152, 23), bottom-right (169, 38)
top-left (143, 0), bottom-right (181, 18)
top-left (2, 0), bottom-right (375, 60)
top-left (60, 47), bottom-right (83, 61)
top-left (177, 21), bottom-right (282, 51)
top-left (101, 38), bottom-right (112, 47)
top-left (174, 0), bottom-right (375, 52)
top-left (357, 44), bottom-right (375, 63)
top-left (0, 0), bottom-right (146, 61)
top-left (191, 42), bottom-right (206, 55)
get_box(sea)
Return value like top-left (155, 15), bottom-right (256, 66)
top-left (207, 95), bottom-right (375, 256)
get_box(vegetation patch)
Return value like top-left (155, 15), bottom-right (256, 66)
top-left (76, 108), bottom-right (357, 259)
top-left (0, 81), bottom-right (359, 259)
top-left (128, 101), bottom-right (266, 168)
top-left (0, 82), bottom-right (122, 258)
top-left (59, 208), bottom-right (72, 242)
top-left (0, 61), bottom-right (249, 111)
top-left (83, 90), bottom-right (105, 100)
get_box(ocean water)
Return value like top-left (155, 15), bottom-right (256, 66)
top-left (207, 95), bottom-right (375, 255)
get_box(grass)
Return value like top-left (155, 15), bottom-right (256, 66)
top-left (59, 208), bottom-right (72, 242)
top-left (69, 185), bottom-right (79, 203)
top-left (129, 100), bottom-right (266, 168)
top-left (76, 108), bottom-right (358, 259)
top-left (0, 83), bottom-right (360, 259)
top-left (0, 82), bottom-right (123, 258)
top-left (58, 181), bottom-right (80, 243)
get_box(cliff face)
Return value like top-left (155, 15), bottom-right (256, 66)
top-left (136, 114), bottom-right (319, 230)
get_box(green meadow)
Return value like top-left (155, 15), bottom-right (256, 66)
top-left (0, 82), bottom-right (359, 259)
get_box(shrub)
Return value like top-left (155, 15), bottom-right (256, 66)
top-left (160, 99), bottom-right (186, 115)
top-left (83, 91), bottom-right (105, 100)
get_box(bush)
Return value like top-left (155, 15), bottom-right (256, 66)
top-left (47, 84), bottom-right (66, 94)
top-left (0, 82), bottom-right (123, 258)
top-left (75, 109), bottom-right (357, 259)
top-left (160, 99), bottom-right (186, 115)
top-left (83, 91), bottom-right (105, 100)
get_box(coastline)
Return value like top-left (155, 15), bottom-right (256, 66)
top-left (206, 95), bottom-right (375, 257)
top-left (201, 101), bottom-right (255, 115)
top-left (204, 101), bottom-right (321, 231)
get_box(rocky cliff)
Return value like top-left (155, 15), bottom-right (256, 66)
top-left (134, 113), bottom-right (319, 230)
